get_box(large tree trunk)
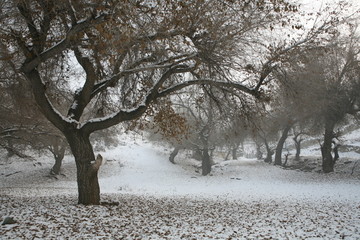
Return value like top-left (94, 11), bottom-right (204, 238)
top-left (322, 120), bottom-right (335, 173)
top-left (66, 132), bottom-right (102, 205)
top-left (274, 124), bottom-right (292, 166)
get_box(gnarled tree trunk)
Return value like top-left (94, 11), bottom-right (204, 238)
top-left (66, 131), bottom-right (102, 205)
top-left (274, 124), bottom-right (292, 166)
top-left (50, 139), bottom-right (66, 175)
top-left (169, 146), bottom-right (180, 164)
top-left (50, 153), bottom-right (64, 175)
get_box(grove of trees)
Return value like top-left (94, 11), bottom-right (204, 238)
top-left (1, 0), bottom-right (359, 205)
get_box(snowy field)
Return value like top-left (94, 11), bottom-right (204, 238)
top-left (1, 133), bottom-right (360, 239)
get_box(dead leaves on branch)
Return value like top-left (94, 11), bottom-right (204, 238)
top-left (126, 100), bottom-right (190, 142)
top-left (153, 102), bottom-right (190, 142)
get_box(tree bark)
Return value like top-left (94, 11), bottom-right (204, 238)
top-left (293, 135), bottom-right (302, 162)
top-left (256, 143), bottom-right (263, 160)
top-left (292, 132), bottom-right (303, 161)
top-left (322, 120), bottom-right (335, 173)
top-left (232, 146), bottom-right (238, 160)
top-left (169, 146), bottom-right (180, 164)
top-left (66, 131), bottom-right (102, 205)
top-left (50, 154), bottom-right (63, 175)
top-left (264, 139), bottom-right (273, 163)
top-left (202, 148), bottom-right (211, 176)
top-left (225, 149), bottom-right (231, 160)
top-left (274, 124), bottom-right (292, 166)
top-left (50, 139), bottom-right (66, 175)
top-left (333, 143), bottom-right (339, 163)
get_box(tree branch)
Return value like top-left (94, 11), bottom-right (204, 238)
top-left (81, 64), bottom-right (196, 133)
top-left (23, 69), bottom-right (73, 133)
top-left (89, 53), bottom-right (198, 99)
top-left (21, 14), bottom-right (109, 73)
top-left (81, 78), bottom-right (257, 134)
top-left (67, 47), bottom-right (98, 120)
top-left (158, 79), bottom-right (258, 99)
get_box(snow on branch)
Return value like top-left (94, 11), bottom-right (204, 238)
top-left (80, 104), bottom-right (147, 133)
top-left (21, 15), bottom-right (110, 73)
top-left (90, 53), bottom-right (198, 98)
top-left (158, 79), bottom-right (258, 99)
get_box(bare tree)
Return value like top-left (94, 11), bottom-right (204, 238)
top-left (0, 67), bottom-right (69, 173)
top-left (156, 86), bottom-right (219, 176)
top-left (250, 109), bottom-right (279, 163)
top-left (1, 0), bottom-right (327, 204)
top-left (292, 127), bottom-right (306, 161)
top-left (276, 34), bottom-right (360, 172)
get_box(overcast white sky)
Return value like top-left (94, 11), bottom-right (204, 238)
top-left (292, 0), bottom-right (360, 34)
top-left (296, 0), bottom-right (360, 13)
top-left (297, 0), bottom-right (360, 7)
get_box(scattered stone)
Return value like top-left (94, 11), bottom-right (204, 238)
top-left (230, 177), bottom-right (241, 180)
top-left (2, 216), bottom-right (17, 225)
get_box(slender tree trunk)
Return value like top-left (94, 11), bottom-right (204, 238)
top-left (294, 140), bottom-right (301, 161)
top-left (232, 144), bottom-right (239, 160)
top-left (264, 139), bottom-right (273, 163)
top-left (232, 147), bottom-right (237, 160)
top-left (293, 133), bottom-right (302, 161)
top-left (51, 154), bottom-right (63, 175)
top-left (225, 149), bottom-right (231, 160)
top-left (199, 124), bottom-right (212, 175)
top-left (5, 139), bottom-right (16, 158)
top-left (333, 143), bottom-right (339, 163)
top-left (169, 146), bottom-right (180, 164)
top-left (322, 120), bottom-right (335, 173)
top-left (50, 140), bottom-right (66, 175)
top-left (274, 124), bottom-right (292, 166)
top-left (256, 143), bottom-right (263, 160)
top-left (66, 131), bottom-right (102, 205)
top-left (202, 148), bottom-right (211, 176)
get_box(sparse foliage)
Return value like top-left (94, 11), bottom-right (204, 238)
top-left (0, 0), bottom-right (343, 204)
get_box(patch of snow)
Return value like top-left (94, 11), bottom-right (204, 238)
top-left (1, 132), bottom-right (359, 239)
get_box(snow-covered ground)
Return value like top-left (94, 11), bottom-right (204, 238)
top-left (1, 132), bottom-right (360, 239)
